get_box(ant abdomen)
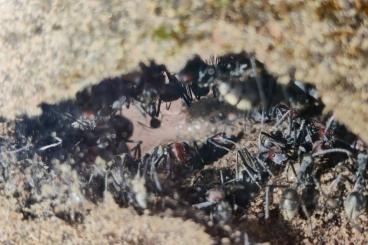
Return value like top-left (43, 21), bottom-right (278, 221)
top-left (280, 188), bottom-right (300, 221)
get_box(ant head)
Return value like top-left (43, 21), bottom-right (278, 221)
top-left (150, 118), bottom-right (161, 128)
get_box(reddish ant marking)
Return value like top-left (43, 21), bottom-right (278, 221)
top-left (268, 148), bottom-right (277, 161)
top-left (170, 142), bottom-right (191, 163)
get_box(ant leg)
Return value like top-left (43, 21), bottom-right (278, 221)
top-left (150, 154), bottom-right (166, 192)
top-left (165, 153), bottom-right (173, 179)
top-left (220, 170), bottom-right (224, 185)
top-left (186, 84), bottom-right (194, 101)
top-left (295, 120), bottom-right (306, 146)
top-left (241, 147), bottom-right (271, 177)
top-left (287, 111), bottom-right (293, 137)
top-left (152, 167), bottom-right (162, 192)
top-left (312, 148), bottom-right (352, 158)
top-left (207, 138), bottom-right (232, 152)
top-left (220, 137), bottom-right (239, 148)
top-left (273, 109), bottom-right (290, 129)
top-left (300, 201), bottom-right (313, 236)
top-left (305, 127), bottom-right (313, 144)
top-left (165, 102), bottom-right (172, 110)
top-left (235, 155), bottom-right (240, 180)
top-left (156, 99), bottom-right (162, 117)
top-left (357, 153), bottom-right (368, 184)
top-left (238, 150), bottom-right (261, 187)
top-left (104, 169), bottom-right (110, 195)
top-left (179, 83), bottom-right (192, 106)
top-left (134, 103), bottom-right (148, 118)
top-left (250, 55), bottom-right (267, 109)
top-left (181, 93), bottom-right (192, 106)
top-left (192, 201), bottom-right (216, 209)
top-left (344, 192), bottom-right (365, 224)
top-left (257, 158), bottom-right (274, 177)
top-left (265, 183), bottom-right (272, 219)
top-left (128, 140), bottom-right (142, 160)
top-left (324, 116), bottom-right (334, 136)
top-left (261, 108), bottom-right (265, 127)
top-left (141, 155), bottom-right (150, 177)
top-left (137, 143), bottom-right (142, 160)
top-left (289, 162), bottom-right (298, 182)
top-left (243, 233), bottom-right (250, 245)
top-left (265, 183), bottom-right (290, 220)
top-left (212, 85), bottom-right (219, 97)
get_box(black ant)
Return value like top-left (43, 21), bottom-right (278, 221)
top-left (134, 61), bottom-right (192, 128)
top-left (137, 132), bottom-right (241, 193)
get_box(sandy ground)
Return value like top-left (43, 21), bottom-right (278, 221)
top-left (0, 195), bottom-right (213, 245)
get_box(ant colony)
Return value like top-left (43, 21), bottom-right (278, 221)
top-left (5, 52), bottom-right (367, 243)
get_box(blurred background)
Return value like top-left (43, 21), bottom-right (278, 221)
top-left (1, 1), bottom-right (367, 140)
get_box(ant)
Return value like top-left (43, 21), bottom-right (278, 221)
top-left (179, 52), bottom-right (282, 111)
top-left (135, 61), bottom-right (192, 128)
top-left (191, 167), bottom-right (258, 224)
top-left (265, 140), bottom-right (355, 220)
top-left (265, 154), bottom-right (316, 226)
top-left (138, 132), bottom-right (241, 193)
top-left (105, 153), bottom-right (148, 209)
top-left (191, 178), bottom-right (233, 225)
